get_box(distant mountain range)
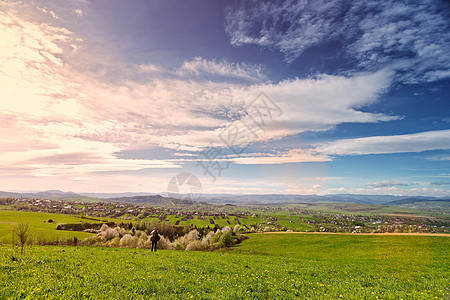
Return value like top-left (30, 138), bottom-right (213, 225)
top-left (197, 193), bottom-right (449, 206)
top-left (0, 190), bottom-right (448, 207)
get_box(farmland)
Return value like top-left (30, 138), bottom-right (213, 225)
top-left (4, 197), bottom-right (449, 234)
top-left (1, 234), bottom-right (449, 299)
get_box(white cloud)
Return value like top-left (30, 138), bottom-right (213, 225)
top-left (177, 57), bottom-right (266, 83)
top-left (320, 129), bottom-right (450, 155)
top-left (225, 0), bottom-right (450, 82)
top-left (36, 6), bottom-right (61, 20)
top-left (225, 0), bottom-right (343, 63)
top-left (138, 57), bottom-right (266, 83)
top-left (0, 4), bottom-right (414, 192)
top-left (74, 9), bottom-right (83, 17)
top-left (0, 4), bottom-right (399, 182)
top-left (230, 149), bottom-right (330, 164)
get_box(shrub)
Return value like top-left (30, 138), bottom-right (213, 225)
top-left (186, 240), bottom-right (202, 251)
top-left (143, 238), bottom-right (152, 249)
top-left (137, 238), bottom-right (145, 248)
top-left (100, 224), bottom-right (109, 231)
top-left (174, 229), bottom-right (199, 249)
top-left (108, 236), bottom-right (120, 247)
top-left (136, 232), bottom-right (148, 248)
top-left (81, 234), bottom-right (104, 246)
top-left (221, 226), bottom-right (232, 233)
top-left (139, 232), bottom-right (148, 241)
top-left (119, 234), bottom-right (138, 248)
top-left (158, 236), bottom-right (174, 250)
top-left (115, 227), bottom-right (126, 238)
top-left (172, 241), bottom-right (183, 250)
top-left (103, 228), bottom-right (119, 241)
top-left (218, 231), bottom-right (234, 248)
top-left (210, 229), bottom-right (222, 244)
top-left (201, 231), bottom-right (215, 249)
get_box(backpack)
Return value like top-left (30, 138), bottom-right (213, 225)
top-left (152, 232), bottom-right (160, 242)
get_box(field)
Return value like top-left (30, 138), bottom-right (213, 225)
top-left (1, 234), bottom-right (448, 299)
top-left (0, 210), bottom-right (95, 243)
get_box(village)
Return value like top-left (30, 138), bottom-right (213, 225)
top-left (2, 197), bottom-right (447, 234)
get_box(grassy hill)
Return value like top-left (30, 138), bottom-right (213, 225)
top-left (0, 210), bottom-right (96, 243)
top-left (0, 233), bottom-right (448, 299)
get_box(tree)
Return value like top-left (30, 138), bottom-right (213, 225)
top-left (12, 221), bottom-right (31, 254)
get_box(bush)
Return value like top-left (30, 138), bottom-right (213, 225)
top-left (186, 240), bottom-right (202, 251)
top-left (172, 241), bottom-right (183, 250)
top-left (139, 232), bottom-right (148, 241)
top-left (108, 236), bottom-right (120, 247)
top-left (210, 229), bottom-right (222, 244)
top-left (81, 234), bottom-right (104, 246)
top-left (103, 228), bottom-right (119, 241)
top-left (174, 229), bottom-right (200, 249)
top-left (143, 238), bottom-right (152, 249)
top-left (221, 226), bottom-right (232, 233)
top-left (115, 227), bottom-right (126, 238)
top-left (137, 232), bottom-right (151, 248)
top-left (137, 238), bottom-right (145, 248)
top-left (119, 234), bottom-right (138, 248)
top-left (218, 231), bottom-right (234, 248)
top-left (201, 231), bottom-right (215, 249)
top-left (158, 236), bottom-right (174, 250)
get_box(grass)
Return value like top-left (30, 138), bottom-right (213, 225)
top-left (0, 233), bottom-right (448, 299)
top-left (283, 202), bottom-right (449, 219)
top-left (0, 210), bottom-right (95, 243)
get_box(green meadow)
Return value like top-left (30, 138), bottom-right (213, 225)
top-left (1, 233), bottom-right (448, 299)
top-left (0, 210), bottom-right (95, 243)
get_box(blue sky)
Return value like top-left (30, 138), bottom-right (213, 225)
top-left (0, 0), bottom-right (449, 196)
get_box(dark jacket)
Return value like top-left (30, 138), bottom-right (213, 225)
top-left (150, 230), bottom-right (160, 242)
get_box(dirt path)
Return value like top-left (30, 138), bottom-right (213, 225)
top-left (258, 232), bottom-right (449, 237)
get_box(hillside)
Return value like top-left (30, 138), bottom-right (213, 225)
top-left (1, 190), bottom-right (449, 209)
top-left (1, 234), bottom-right (448, 299)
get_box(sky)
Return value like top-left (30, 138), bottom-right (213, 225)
top-left (1, 0), bottom-right (449, 197)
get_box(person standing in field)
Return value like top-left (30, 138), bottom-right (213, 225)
top-left (150, 227), bottom-right (160, 252)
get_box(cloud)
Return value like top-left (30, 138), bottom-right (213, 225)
top-left (225, 0), bottom-right (344, 63)
top-left (177, 57), bottom-right (266, 83)
top-left (74, 9), bottom-right (83, 17)
top-left (320, 129), bottom-right (450, 155)
top-left (229, 149), bottom-right (331, 164)
top-left (0, 3), bottom-right (398, 174)
top-left (36, 6), bottom-right (61, 20)
top-left (138, 57), bottom-right (266, 83)
top-left (225, 0), bottom-right (450, 82)
top-left (0, 4), bottom-right (402, 192)
top-left (426, 156), bottom-right (450, 162)
top-left (430, 182), bottom-right (450, 186)
top-left (366, 181), bottom-right (408, 188)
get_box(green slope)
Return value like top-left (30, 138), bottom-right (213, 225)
top-left (0, 233), bottom-right (448, 299)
